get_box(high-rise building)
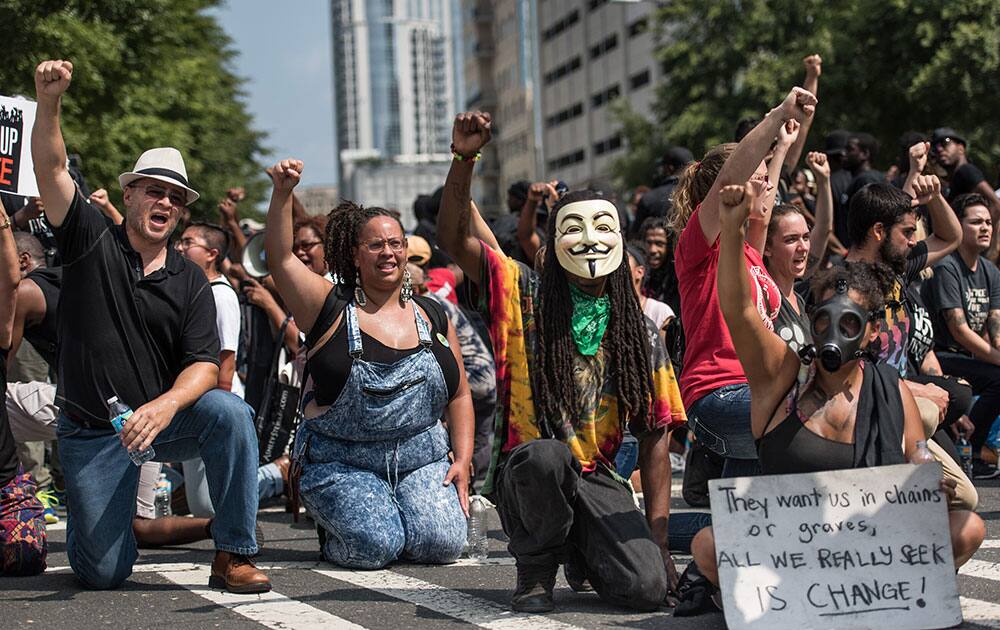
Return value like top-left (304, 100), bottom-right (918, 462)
top-left (332, 0), bottom-right (464, 219)
top-left (537, 0), bottom-right (661, 188)
top-left (461, 0), bottom-right (542, 217)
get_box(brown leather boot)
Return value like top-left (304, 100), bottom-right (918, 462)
top-left (511, 559), bottom-right (558, 613)
top-left (272, 455), bottom-right (290, 494)
top-left (209, 551), bottom-right (272, 594)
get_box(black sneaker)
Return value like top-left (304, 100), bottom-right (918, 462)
top-left (972, 459), bottom-right (1000, 480)
top-left (673, 561), bottom-right (722, 617)
top-left (511, 560), bottom-right (558, 613)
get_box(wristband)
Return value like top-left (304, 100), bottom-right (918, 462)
top-left (450, 143), bottom-right (481, 162)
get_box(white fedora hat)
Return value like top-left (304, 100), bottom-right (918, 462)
top-left (118, 147), bottom-right (200, 205)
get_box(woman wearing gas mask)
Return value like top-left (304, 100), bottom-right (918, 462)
top-left (687, 183), bottom-right (985, 591)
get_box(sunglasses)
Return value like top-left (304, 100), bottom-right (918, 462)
top-left (135, 184), bottom-right (186, 208)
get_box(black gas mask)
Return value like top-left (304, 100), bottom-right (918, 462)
top-left (799, 279), bottom-right (876, 372)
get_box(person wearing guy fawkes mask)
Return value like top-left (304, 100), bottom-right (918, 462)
top-left (680, 183), bottom-right (985, 609)
top-left (437, 112), bottom-right (687, 614)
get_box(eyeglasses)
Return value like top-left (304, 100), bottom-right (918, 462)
top-left (175, 237), bottom-right (210, 252)
top-left (136, 184), bottom-right (186, 208)
top-left (362, 237), bottom-right (406, 253)
top-left (293, 240), bottom-right (323, 253)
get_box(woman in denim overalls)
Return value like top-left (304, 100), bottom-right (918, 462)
top-left (263, 160), bottom-right (474, 569)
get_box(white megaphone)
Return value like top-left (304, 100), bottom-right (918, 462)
top-left (242, 231), bottom-right (269, 278)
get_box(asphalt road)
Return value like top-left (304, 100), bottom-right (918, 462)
top-left (3, 479), bottom-right (998, 629)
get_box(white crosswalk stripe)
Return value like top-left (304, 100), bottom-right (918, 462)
top-left (960, 597), bottom-right (1000, 628)
top-left (960, 559), bottom-right (1000, 582)
top-left (157, 564), bottom-right (366, 629)
top-left (314, 567), bottom-right (587, 630)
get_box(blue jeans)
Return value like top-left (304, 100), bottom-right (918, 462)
top-left (181, 458), bottom-right (285, 518)
top-left (667, 512), bottom-right (713, 554)
top-left (615, 434), bottom-right (639, 478)
top-left (687, 384), bottom-right (760, 478)
top-left (57, 390), bottom-right (259, 589)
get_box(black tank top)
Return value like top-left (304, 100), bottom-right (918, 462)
top-left (24, 266), bottom-right (62, 368)
top-left (756, 377), bottom-right (854, 475)
top-left (305, 287), bottom-right (460, 406)
top-left (0, 349), bottom-right (19, 485)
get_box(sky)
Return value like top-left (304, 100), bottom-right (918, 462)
top-left (210, 1), bottom-right (338, 189)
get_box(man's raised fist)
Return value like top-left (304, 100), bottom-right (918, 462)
top-left (269, 159), bottom-right (304, 194)
top-left (35, 60), bottom-right (73, 99)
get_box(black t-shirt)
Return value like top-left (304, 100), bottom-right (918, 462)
top-left (925, 250), bottom-right (1000, 355)
top-left (905, 281), bottom-right (935, 375)
top-left (23, 266), bottom-right (62, 369)
top-left (847, 169), bottom-right (884, 200)
top-left (830, 168), bottom-right (854, 246)
top-left (0, 349), bottom-right (18, 486)
top-left (871, 241), bottom-right (929, 378)
top-left (947, 162), bottom-right (986, 201)
top-left (52, 192), bottom-right (220, 425)
top-left (305, 287), bottom-right (460, 406)
top-left (630, 179), bottom-right (678, 238)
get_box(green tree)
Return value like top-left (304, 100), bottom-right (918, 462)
top-left (0, 0), bottom-right (268, 218)
top-left (613, 0), bottom-right (1000, 184)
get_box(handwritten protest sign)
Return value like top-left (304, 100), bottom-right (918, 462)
top-left (709, 463), bottom-right (960, 630)
top-left (0, 95), bottom-right (39, 197)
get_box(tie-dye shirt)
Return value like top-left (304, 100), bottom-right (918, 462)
top-left (870, 241), bottom-right (928, 378)
top-left (476, 243), bottom-right (686, 494)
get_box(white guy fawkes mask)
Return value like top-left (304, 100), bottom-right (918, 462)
top-left (553, 199), bottom-right (623, 279)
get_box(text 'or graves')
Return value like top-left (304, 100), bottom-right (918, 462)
top-left (709, 463), bottom-right (960, 630)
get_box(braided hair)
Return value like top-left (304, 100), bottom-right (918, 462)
top-left (534, 190), bottom-right (654, 430)
top-left (324, 200), bottom-right (402, 289)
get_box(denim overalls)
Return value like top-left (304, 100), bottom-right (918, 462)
top-left (295, 301), bottom-right (466, 569)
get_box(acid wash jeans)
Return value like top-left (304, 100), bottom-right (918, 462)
top-left (57, 390), bottom-right (259, 589)
top-left (296, 302), bottom-right (466, 569)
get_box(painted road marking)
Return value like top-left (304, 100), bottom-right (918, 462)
top-left (960, 559), bottom-right (1000, 582)
top-left (960, 597), bottom-right (1000, 628)
top-left (314, 567), bottom-right (588, 630)
top-left (157, 564), bottom-right (367, 630)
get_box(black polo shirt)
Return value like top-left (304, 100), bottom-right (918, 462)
top-left (53, 191), bottom-right (219, 426)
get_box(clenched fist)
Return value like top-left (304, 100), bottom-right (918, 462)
top-left (911, 174), bottom-right (942, 207)
top-left (778, 87), bottom-right (817, 123)
top-left (451, 111), bottom-right (492, 157)
top-left (803, 54), bottom-right (822, 78)
top-left (35, 60), bottom-right (73, 100)
top-left (269, 159), bottom-right (304, 194)
top-left (719, 183), bottom-right (754, 232)
top-left (909, 141), bottom-right (930, 175)
top-left (806, 151), bottom-right (830, 181)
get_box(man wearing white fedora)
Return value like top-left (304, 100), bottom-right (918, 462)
top-left (30, 59), bottom-right (270, 593)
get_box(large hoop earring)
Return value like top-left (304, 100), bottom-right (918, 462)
top-left (354, 270), bottom-right (367, 307)
top-left (400, 268), bottom-right (413, 304)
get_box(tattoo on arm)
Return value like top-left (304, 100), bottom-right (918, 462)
top-left (923, 366), bottom-right (941, 376)
top-left (989, 310), bottom-right (1000, 347)
top-left (943, 309), bottom-right (968, 329)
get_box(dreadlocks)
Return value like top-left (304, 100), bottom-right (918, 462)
top-left (324, 200), bottom-right (401, 288)
top-left (534, 190), bottom-right (654, 430)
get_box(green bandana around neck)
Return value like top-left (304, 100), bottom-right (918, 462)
top-left (569, 284), bottom-right (611, 356)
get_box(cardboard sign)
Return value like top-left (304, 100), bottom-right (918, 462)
top-left (709, 463), bottom-right (961, 630)
top-left (0, 95), bottom-right (38, 197)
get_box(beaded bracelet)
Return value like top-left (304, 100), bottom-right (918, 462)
top-left (450, 143), bottom-right (481, 162)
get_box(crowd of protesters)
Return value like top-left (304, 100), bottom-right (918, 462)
top-left (0, 53), bottom-right (996, 621)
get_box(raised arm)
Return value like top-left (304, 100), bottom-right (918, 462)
top-left (805, 151), bottom-right (833, 271)
top-left (716, 184), bottom-right (799, 436)
top-left (747, 119), bottom-right (800, 253)
top-left (911, 174), bottom-right (961, 267)
top-left (0, 200), bottom-right (17, 349)
top-left (902, 142), bottom-right (929, 198)
top-left (436, 112), bottom-right (493, 286)
top-left (263, 159), bottom-right (332, 335)
top-left (516, 182), bottom-right (554, 263)
top-left (218, 195), bottom-right (247, 259)
top-left (88, 189), bottom-right (124, 225)
top-left (31, 60), bottom-right (77, 228)
top-left (783, 55), bottom-right (821, 171)
top-left (470, 200), bottom-right (502, 253)
top-left (700, 87), bottom-right (817, 245)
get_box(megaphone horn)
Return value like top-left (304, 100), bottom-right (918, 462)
top-left (242, 231), bottom-right (270, 278)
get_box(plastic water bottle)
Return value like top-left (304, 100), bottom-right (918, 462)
top-left (466, 495), bottom-right (490, 561)
top-left (107, 396), bottom-right (155, 466)
top-left (957, 432), bottom-right (974, 478)
top-left (910, 440), bottom-right (935, 465)
top-left (154, 473), bottom-right (172, 519)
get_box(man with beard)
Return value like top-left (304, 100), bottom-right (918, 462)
top-left (31, 59), bottom-right (269, 593)
top-left (843, 179), bottom-right (962, 441)
top-left (437, 112), bottom-right (686, 613)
